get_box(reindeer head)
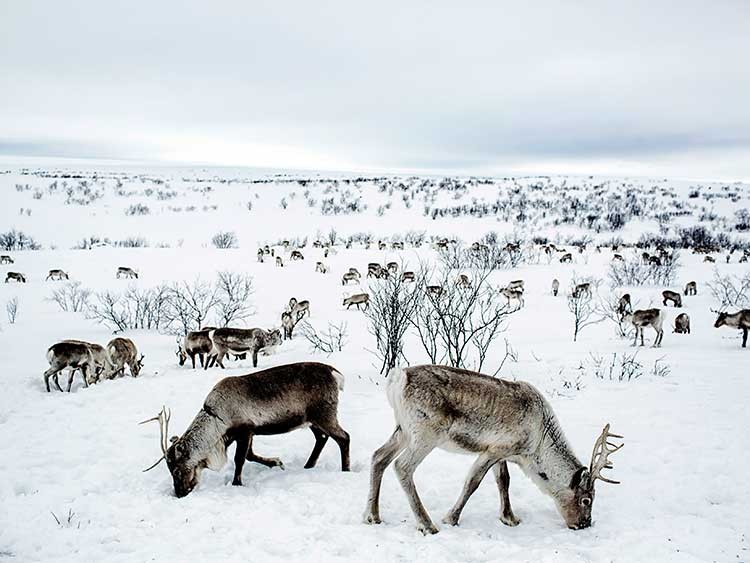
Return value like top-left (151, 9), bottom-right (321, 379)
top-left (132, 354), bottom-right (144, 376)
top-left (268, 329), bottom-right (283, 347)
top-left (713, 311), bottom-right (729, 328)
top-left (175, 338), bottom-right (187, 366)
top-left (554, 424), bottom-right (623, 530)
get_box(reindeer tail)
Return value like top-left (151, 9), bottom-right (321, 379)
top-left (331, 368), bottom-right (345, 391)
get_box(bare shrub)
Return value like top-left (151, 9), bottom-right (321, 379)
top-left (299, 321), bottom-right (348, 354)
top-left (214, 272), bottom-right (255, 327)
top-left (211, 231), bottom-right (238, 249)
top-left (163, 279), bottom-right (218, 335)
top-left (608, 252), bottom-right (680, 287)
top-left (87, 291), bottom-right (131, 333)
top-left (567, 277), bottom-right (605, 342)
top-left (49, 282), bottom-right (91, 313)
top-left (6, 297), bottom-right (19, 324)
top-left (588, 351), bottom-right (643, 382)
top-left (598, 292), bottom-right (634, 339)
top-left (0, 229), bottom-right (41, 251)
top-left (125, 203), bottom-right (150, 216)
top-left (707, 270), bottom-right (750, 307)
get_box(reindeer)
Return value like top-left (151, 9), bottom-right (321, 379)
top-left (275, 256), bottom-right (284, 267)
top-left (177, 330), bottom-right (213, 369)
top-left (617, 294), bottom-right (632, 317)
top-left (551, 278), bottom-right (560, 296)
top-left (289, 297), bottom-right (310, 319)
top-left (348, 267), bottom-right (361, 278)
top-left (713, 310), bottom-right (750, 348)
top-left (612, 254), bottom-right (624, 262)
top-left (116, 267), bottom-right (138, 279)
top-left (5, 272), bottom-right (26, 283)
top-left (683, 281), bottom-right (697, 296)
top-left (623, 309), bottom-right (664, 347)
top-left (315, 262), bottom-right (328, 274)
top-left (704, 256), bottom-right (715, 263)
top-left (43, 340), bottom-right (114, 392)
top-left (572, 282), bottom-right (592, 299)
top-left (673, 313), bottom-right (691, 334)
top-left (281, 311), bottom-right (296, 340)
top-left (367, 263), bottom-right (383, 278)
top-left (141, 363), bottom-right (350, 497)
top-left (559, 253), bottom-right (573, 263)
top-left (378, 241), bottom-right (387, 251)
top-left (343, 293), bottom-right (369, 311)
top-left (401, 271), bottom-right (416, 283)
top-left (386, 262), bottom-right (398, 274)
top-left (364, 365), bottom-right (622, 534)
top-left (205, 327), bottom-right (283, 369)
top-left (500, 287), bottom-right (524, 309)
top-left (456, 274), bottom-right (471, 289)
top-left (648, 255), bottom-right (662, 266)
top-left (257, 248), bottom-right (264, 263)
top-left (506, 280), bottom-right (524, 292)
top-left (392, 241), bottom-right (404, 250)
top-left (426, 285), bottom-right (443, 298)
top-left (291, 250), bottom-right (305, 261)
top-left (45, 269), bottom-right (69, 281)
top-left (662, 290), bottom-right (682, 307)
top-left (0, 255), bottom-right (13, 264)
top-left (107, 337), bottom-right (143, 377)
top-left (342, 272), bottom-right (360, 285)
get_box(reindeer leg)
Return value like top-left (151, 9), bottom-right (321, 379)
top-left (742, 328), bottom-right (748, 348)
top-left (493, 461), bottom-right (520, 526)
top-left (364, 427), bottom-right (405, 525)
top-left (53, 372), bottom-right (63, 392)
top-left (67, 368), bottom-right (76, 392)
top-left (245, 435), bottom-right (284, 469)
top-left (81, 365), bottom-right (90, 388)
top-left (232, 433), bottom-right (250, 486)
top-left (393, 440), bottom-right (438, 534)
top-left (251, 350), bottom-right (258, 368)
top-left (317, 417), bottom-right (350, 471)
top-left (304, 426), bottom-right (329, 469)
top-left (443, 453), bottom-right (498, 526)
top-left (43, 367), bottom-right (59, 392)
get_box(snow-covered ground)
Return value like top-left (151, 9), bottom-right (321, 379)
top-left (0, 163), bottom-right (748, 562)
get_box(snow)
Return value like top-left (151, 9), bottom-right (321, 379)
top-left (0, 163), bottom-right (748, 562)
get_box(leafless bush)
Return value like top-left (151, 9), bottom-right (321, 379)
top-left (6, 297), bottom-right (19, 324)
top-left (163, 279), bottom-right (218, 335)
top-left (49, 282), bottom-right (91, 313)
top-left (588, 351), bottom-right (643, 382)
top-left (707, 269), bottom-right (750, 307)
top-left (123, 285), bottom-right (171, 330)
top-left (567, 276), bottom-right (605, 342)
top-left (299, 320), bottom-right (348, 354)
top-left (125, 203), bottom-right (150, 216)
top-left (211, 231), bottom-right (238, 249)
top-left (87, 291), bottom-right (131, 333)
top-left (608, 252), bottom-right (680, 287)
top-left (0, 229), bottom-right (41, 251)
top-left (598, 292), bottom-right (634, 339)
top-left (214, 272), bottom-right (255, 327)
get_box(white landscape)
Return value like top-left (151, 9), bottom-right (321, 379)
top-left (0, 165), bottom-right (748, 562)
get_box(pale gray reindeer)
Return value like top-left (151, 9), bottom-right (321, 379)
top-left (713, 309), bottom-right (750, 348)
top-left (46, 269), bottom-right (69, 281)
top-left (141, 362), bottom-right (350, 497)
top-left (205, 327), bottom-right (282, 369)
top-left (177, 330), bottom-right (213, 369)
top-left (107, 337), bottom-right (143, 377)
top-left (343, 293), bottom-right (369, 311)
top-left (662, 290), bottom-right (682, 307)
top-left (364, 365), bottom-right (622, 534)
top-left (342, 272), bottom-right (360, 285)
top-left (281, 311), bottom-right (296, 340)
top-left (289, 297), bottom-right (310, 319)
top-left (551, 278), bottom-right (560, 296)
top-left (623, 309), bottom-right (664, 347)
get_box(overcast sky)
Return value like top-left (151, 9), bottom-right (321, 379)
top-left (1, 1), bottom-right (749, 179)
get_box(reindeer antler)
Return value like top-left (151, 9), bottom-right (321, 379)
top-left (589, 423), bottom-right (623, 485)
top-left (140, 406), bottom-right (171, 472)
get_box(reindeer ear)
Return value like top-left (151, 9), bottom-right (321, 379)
top-left (570, 466), bottom-right (587, 489)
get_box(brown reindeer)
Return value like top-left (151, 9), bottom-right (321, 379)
top-left (343, 293), bottom-right (369, 310)
top-left (367, 263), bottom-right (383, 278)
top-left (315, 261), bottom-right (328, 273)
top-left (291, 250), bottom-right (305, 261)
top-left (116, 267), bottom-right (138, 279)
top-left (5, 272), bottom-right (26, 283)
top-left (206, 328), bottom-right (283, 369)
top-left (0, 255), bottom-right (13, 264)
top-left (572, 282), bottom-right (592, 298)
top-left (177, 330), bottom-right (213, 369)
top-left (704, 256), bottom-right (715, 263)
top-left (401, 271), bottom-right (416, 283)
top-left (142, 363), bottom-right (350, 497)
top-left (275, 256), bottom-right (284, 267)
top-left (713, 310), bottom-right (750, 348)
top-left (612, 254), bottom-right (624, 262)
top-left (559, 253), bottom-right (573, 263)
top-left (281, 311), bottom-right (296, 340)
top-left (623, 309), bottom-right (664, 347)
top-left (257, 248), bottom-right (264, 263)
top-left (617, 294), bottom-right (632, 317)
top-left (342, 272), bottom-right (360, 285)
top-left (662, 290), bottom-right (682, 307)
top-left (46, 269), bottom-right (69, 281)
top-left (386, 262), bottom-right (398, 274)
top-left (364, 365), bottom-right (622, 534)
top-left (289, 297), bottom-right (310, 319)
top-left (684, 281), bottom-right (697, 296)
top-left (107, 337), bottom-right (143, 377)
top-left (456, 274), bottom-right (471, 288)
top-left (673, 313), bottom-right (690, 334)
top-left (44, 340), bottom-right (115, 392)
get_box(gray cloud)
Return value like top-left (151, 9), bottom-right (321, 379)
top-left (1, 1), bottom-right (748, 178)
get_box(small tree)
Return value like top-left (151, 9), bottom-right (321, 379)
top-left (567, 277), bottom-right (605, 342)
top-left (707, 269), bottom-right (750, 307)
top-left (6, 297), bottom-right (19, 324)
top-left (164, 279), bottom-right (218, 335)
top-left (211, 231), bottom-right (238, 249)
top-left (299, 321), bottom-right (348, 354)
top-left (214, 272), bottom-right (255, 327)
top-left (49, 282), bottom-right (91, 313)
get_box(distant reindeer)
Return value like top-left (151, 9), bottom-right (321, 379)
top-left (342, 272), bottom-right (360, 285)
top-left (343, 293), bottom-right (369, 311)
top-left (391, 241), bottom-right (404, 250)
top-left (401, 271), bottom-right (416, 283)
top-left (506, 280), bottom-right (524, 292)
top-left (281, 311), bottom-right (296, 340)
top-left (141, 362), bottom-right (350, 497)
top-left (386, 262), bottom-right (398, 274)
top-left (617, 294), bottom-right (632, 317)
top-left (684, 281), bottom-right (697, 296)
top-left (0, 255), bottom-right (13, 264)
top-left (364, 365), bottom-right (622, 534)
top-left (315, 262), bottom-right (328, 273)
top-left (5, 272), bottom-right (26, 283)
top-left (551, 278), bottom-right (560, 296)
top-left (43, 340), bottom-right (114, 392)
top-left (367, 263), bottom-right (383, 278)
top-left (622, 309), bottom-right (664, 347)
top-left (559, 253), bottom-right (573, 263)
top-left (205, 327), bottom-right (283, 369)
top-left (612, 254), bottom-right (624, 262)
top-left (426, 285), bottom-right (443, 297)
top-left (713, 309), bottom-right (750, 348)
top-left (673, 313), bottom-right (691, 334)
top-left (662, 290), bottom-right (682, 307)
top-left (500, 287), bottom-right (524, 309)
top-left (704, 256), bottom-right (715, 263)
top-left (572, 282), bottom-right (592, 298)
top-left (648, 255), bottom-right (662, 266)
top-left (177, 330), bottom-right (213, 369)
top-left (46, 269), bottom-right (69, 281)
top-left (257, 248), bottom-right (264, 263)
top-left (275, 256), bottom-right (284, 267)
top-left (456, 274), bottom-right (471, 288)
top-left (289, 297), bottom-right (310, 319)
top-left (348, 267), bottom-right (361, 277)
top-left (291, 250), bottom-right (305, 261)
top-left (378, 241), bottom-right (387, 251)
top-left (107, 337), bottom-right (143, 377)
top-left (116, 267), bottom-right (138, 279)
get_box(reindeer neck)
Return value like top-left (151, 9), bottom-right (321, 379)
top-left (523, 412), bottom-right (585, 495)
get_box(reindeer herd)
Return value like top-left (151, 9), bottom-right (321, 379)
top-left (31, 235), bottom-right (750, 537)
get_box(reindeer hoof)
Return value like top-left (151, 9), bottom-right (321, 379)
top-left (441, 513), bottom-right (459, 526)
top-left (231, 478), bottom-right (242, 486)
top-left (270, 458), bottom-right (284, 469)
top-left (500, 513), bottom-right (521, 527)
top-left (418, 522), bottom-right (439, 535)
top-left (363, 512), bottom-right (382, 525)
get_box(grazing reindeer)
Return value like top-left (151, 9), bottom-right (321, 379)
top-left (572, 282), bottom-right (592, 298)
top-left (5, 272), bottom-right (26, 283)
top-left (257, 248), bottom-right (264, 263)
top-left (315, 262), bottom-right (328, 273)
top-left (506, 280), bottom-right (524, 292)
top-left (648, 255), bottom-right (662, 266)
top-left (205, 327), bottom-right (283, 369)
top-left (456, 274), bottom-right (471, 288)
top-left (673, 313), bottom-right (691, 334)
top-left (367, 263), bottom-right (383, 278)
top-left (662, 290), bottom-right (682, 307)
top-left (704, 256), bottom-right (715, 263)
top-left (617, 294), bottom-right (632, 317)
top-left (291, 250), bottom-right (305, 261)
top-left (0, 255), bottom-right (13, 264)
top-left (401, 271), bottom-right (416, 283)
top-left (684, 281), bottom-right (697, 296)
top-left (43, 340), bottom-right (114, 392)
top-left (500, 287), bottom-right (524, 309)
top-left (612, 253), bottom-right (624, 262)
top-left (343, 293), bottom-right (369, 310)
top-left (559, 253), bottom-right (573, 263)
top-left (116, 267), bottom-right (138, 279)
top-left (142, 362), bottom-right (350, 497)
top-left (342, 272), bottom-right (360, 285)
top-left (551, 278), bottom-right (560, 296)
top-left (713, 309), bottom-right (750, 348)
top-left (178, 330), bottom-right (213, 369)
top-left (364, 365), bottom-right (622, 534)
top-left (348, 267), bottom-right (361, 278)
top-left (392, 241), bottom-right (404, 250)
top-left (281, 311), bottom-right (296, 340)
top-left (426, 285), bottom-right (443, 297)
top-left (289, 297), bottom-right (310, 319)
top-left (276, 256), bottom-right (284, 267)
top-left (378, 241), bottom-right (387, 251)
top-left (46, 269), bottom-right (69, 281)
top-left (107, 337), bottom-right (143, 377)
top-left (623, 309), bottom-right (664, 347)
top-left (386, 262), bottom-right (398, 274)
